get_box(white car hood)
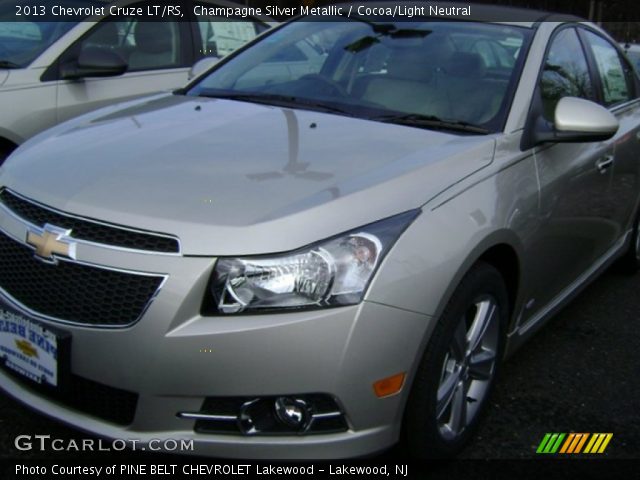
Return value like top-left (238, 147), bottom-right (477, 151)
top-left (1, 94), bottom-right (496, 255)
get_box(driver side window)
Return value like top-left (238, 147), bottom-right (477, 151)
top-left (58, 1), bottom-right (186, 76)
top-left (79, 19), bottom-right (183, 72)
top-left (540, 28), bottom-right (594, 123)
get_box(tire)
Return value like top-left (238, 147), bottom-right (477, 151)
top-left (615, 212), bottom-right (640, 274)
top-left (403, 262), bottom-right (508, 459)
top-left (0, 145), bottom-right (13, 166)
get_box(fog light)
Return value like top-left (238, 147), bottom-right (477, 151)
top-left (189, 394), bottom-right (347, 435)
top-left (274, 397), bottom-right (310, 430)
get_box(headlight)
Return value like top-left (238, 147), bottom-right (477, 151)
top-left (203, 210), bottom-right (420, 314)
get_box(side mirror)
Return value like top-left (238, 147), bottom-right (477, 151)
top-left (188, 56), bottom-right (219, 80)
top-left (532, 97), bottom-right (619, 145)
top-left (61, 47), bottom-right (128, 80)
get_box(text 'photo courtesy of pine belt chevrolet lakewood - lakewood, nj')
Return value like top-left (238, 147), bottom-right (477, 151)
top-left (1, 0), bottom-right (640, 460)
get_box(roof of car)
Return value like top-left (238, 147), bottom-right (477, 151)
top-left (333, 1), bottom-right (584, 28)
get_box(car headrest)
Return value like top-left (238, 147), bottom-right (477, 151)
top-left (386, 48), bottom-right (433, 82)
top-left (134, 22), bottom-right (173, 54)
top-left (87, 22), bottom-right (119, 47)
top-left (446, 52), bottom-right (487, 78)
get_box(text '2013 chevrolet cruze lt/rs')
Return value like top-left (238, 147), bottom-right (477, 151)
top-left (1, 4), bottom-right (640, 459)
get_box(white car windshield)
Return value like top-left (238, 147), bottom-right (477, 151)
top-left (188, 18), bottom-right (532, 133)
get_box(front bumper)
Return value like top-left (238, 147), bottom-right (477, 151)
top-left (0, 189), bottom-right (435, 458)
top-left (0, 233), bottom-right (433, 458)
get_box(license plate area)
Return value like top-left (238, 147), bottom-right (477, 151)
top-left (0, 300), bottom-right (70, 391)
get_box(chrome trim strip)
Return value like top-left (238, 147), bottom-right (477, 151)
top-left (177, 412), bottom-right (237, 421)
top-left (0, 188), bottom-right (182, 256)
top-left (311, 411), bottom-right (342, 419)
top-left (176, 411), bottom-right (343, 422)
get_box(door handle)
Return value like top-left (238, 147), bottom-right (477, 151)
top-left (595, 155), bottom-right (614, 174)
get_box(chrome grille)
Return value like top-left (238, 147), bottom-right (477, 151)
top-left (0, 189), bottom-right (180, 253)
top-left (0, 231), bottom-right (164, 327)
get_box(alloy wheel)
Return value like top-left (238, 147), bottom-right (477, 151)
top-left (436, 296), bottom-right (499, 440)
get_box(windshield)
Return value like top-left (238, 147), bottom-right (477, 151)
top-left (187, 18), bottom-right (532, 133)
top-left (0, 0), bottom-right (105, 67)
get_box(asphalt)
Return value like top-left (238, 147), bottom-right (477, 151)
top-left (0, 265), bottom-right (638, 469)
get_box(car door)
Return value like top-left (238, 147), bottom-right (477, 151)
top-left (50, 2), bottom-right (193, 124)
top-left (579, 28), bottom-right (640, 237)
top-left (525, 27), bottom-right (618, 317)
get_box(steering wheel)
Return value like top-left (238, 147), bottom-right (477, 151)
top-left (299, 74), bottom-right (349, 97)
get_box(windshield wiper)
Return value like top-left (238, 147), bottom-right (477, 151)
top-left (373, 113), bottom-right (490, 134)
top-left (339, 13), bottom-right (397, 34)
top-left (198, 91), bottom-right (351, 115)
top-left (0, 60), bottom-right (20, 69)
top-left (339, 12), bottom-right (430, 37)
top-left (341, 18), bottom-right (431, 53)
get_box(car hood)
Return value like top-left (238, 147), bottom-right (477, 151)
top-left (0, 70), bottom-right (8, 86)
top-left (1, 94), bottom-right (496, 255)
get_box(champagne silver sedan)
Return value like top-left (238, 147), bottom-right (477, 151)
top-left (1, 6), bottom-right (639, 459)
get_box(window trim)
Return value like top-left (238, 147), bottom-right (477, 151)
top-left (577, 25), bottom-right (639, 109)
top-left (520, 23), bottom-right (597, 151)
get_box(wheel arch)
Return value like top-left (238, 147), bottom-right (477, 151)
top-left (432, 231), bottom-right (524, 337)
top-left (0, 136), bottom-right (19, 163)
top-left (0, 136), bottom-right (18, 151)
top-left (400, 237), bottom-right (521, 457)
top-left (477, 243), bottom-right (520, 326)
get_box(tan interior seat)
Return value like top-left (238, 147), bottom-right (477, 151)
top-left (360, 46), bottom-right (448, 117)
top-left (128, 22), bottom-right (176, 70)
top-left (442, 52), bottom-right (507, 124)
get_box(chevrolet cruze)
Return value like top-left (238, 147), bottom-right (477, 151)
top-left (1, 5), bottom-right (639, 459)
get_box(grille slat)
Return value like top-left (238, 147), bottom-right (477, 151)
top-left (0, 232), bottom-right (163, 326)
top-left (0, 189), bottom-right (179, 253)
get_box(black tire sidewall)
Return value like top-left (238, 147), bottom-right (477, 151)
top-left (615, 211), bottom-right (640, 274)
top-left (0, 143), bottom-right (14, 166)
top-left (403, 262), bottom-right (509, 459)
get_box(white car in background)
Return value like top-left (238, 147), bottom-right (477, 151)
top-left (0, 0), bottom-right (273, 161)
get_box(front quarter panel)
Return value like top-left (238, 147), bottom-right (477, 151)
top-left (365, 132), bottom-right (539, 332)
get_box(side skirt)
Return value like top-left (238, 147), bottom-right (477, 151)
top-left (504, 230), bottom-right (631, 357)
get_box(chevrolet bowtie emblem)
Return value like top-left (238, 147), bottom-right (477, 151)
top-left (26, 224), bottom-right (76, 263)
top-left (15, 339), bottom-right (38, 358)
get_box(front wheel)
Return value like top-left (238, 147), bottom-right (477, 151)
top-left (614, 211), bottom-right (640, 274)
top-left (403, 262), bottom-right (508, 458)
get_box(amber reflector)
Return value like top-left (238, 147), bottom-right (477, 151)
top-left (373, 373), bottom-right (406, 398)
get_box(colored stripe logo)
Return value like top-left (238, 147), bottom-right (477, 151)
top-left (536, 433), bottom-right (612, 454)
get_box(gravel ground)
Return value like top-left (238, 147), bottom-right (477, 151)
top-left (0, 267), bottom-right (638, 469)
